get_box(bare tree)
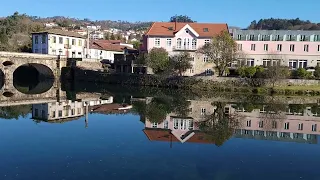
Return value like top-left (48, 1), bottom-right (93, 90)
top-left (198, 31), bottom-right (239, 76)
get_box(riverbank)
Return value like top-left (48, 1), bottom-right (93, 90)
top-left (62, 67), bottom-right (320, 96)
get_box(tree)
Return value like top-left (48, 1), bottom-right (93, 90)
top-left (170, 15), bottom-right (195, 23)
top-left (116, 33), bottom-right (122, 40)
top-left (170, 52), bottom-right (193, 76)
top-left (104, 32), bottom-right (110, 40)
top-left (293, 68), bottom-right (312, 79)
top-left (146, 48), bottom-right (170, 74)
top-left (198, 31), bottom-right (238, 76)
top-left (130, 40), bottom-right (141, 50)
top-left (314, 65), bottom-right (320, 79)
top-left (110, 33), bottom-right (116, 40)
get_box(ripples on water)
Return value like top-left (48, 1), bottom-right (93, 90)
top-left (0, 82), bottom-right (320, 180)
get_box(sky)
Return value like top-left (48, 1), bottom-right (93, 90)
top-left (1, 0), bottom-right (320, 28)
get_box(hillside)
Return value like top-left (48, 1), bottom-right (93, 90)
top-left (248, 18), bottom-right (320, 30)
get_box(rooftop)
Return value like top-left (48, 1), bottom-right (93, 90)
top-left (90, 40), bottom-right (136, 52)
top-left (145, 22), bottom-right (228, 37)
top-left (32, 29), bottom-right (85, 38)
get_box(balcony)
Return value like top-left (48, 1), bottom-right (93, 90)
top-left (172, 45), bottom-right (197, 51)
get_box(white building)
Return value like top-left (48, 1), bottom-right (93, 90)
top-left (32, 29), bottom-right (86, 58)
top-left (44, 22), bottom-right (58, 28)
top-left (87, 25), bottom-right (101, 31)
top-left (89, 31), bottom-right (105, 40)
top-left (88, 40), bottom-right (136, 63)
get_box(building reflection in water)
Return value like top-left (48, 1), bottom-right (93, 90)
top-left (143, 99), bottom-right (320, 145)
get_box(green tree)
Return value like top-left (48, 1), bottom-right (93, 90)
top-left (145, 97), bottom-right (172, 123)
top-left (116, 33), bottom-right (122, 40)
top-left (245, 66), bottom-right (257, 78)
top-left (146, 48), bottom-right (170, 74)
top-left (170, 15), bottom-right (195, 23)
top-left (265, 65), bottom-right (290, 87)
top-left (170, 52), bottom-right (193, 76)
top-left (130, 40), bottom-right (141, 50)
top-left (104, 32), bottom-right (110, 40)
top-left (0, 105), bottom-right (31, 120)
top-left (198, 31), bottom-right (238, 76)
top-left (110, 33), bottom-right (116, 40)
top-left (314, 65), bottom-right (320, 79)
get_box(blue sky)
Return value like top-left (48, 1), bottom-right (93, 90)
top-left (1, 0), bottom-right (320, 28)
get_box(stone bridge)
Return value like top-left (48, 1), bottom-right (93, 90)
top-left (0, 52), bottom-right (67, 100)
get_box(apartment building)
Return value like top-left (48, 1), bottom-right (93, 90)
top-left (32, 29), bottom-right (86, 58)
top-left (142, 22), bottom-right (228, 76)
top-left (230, 29), bottom-right (320, 69)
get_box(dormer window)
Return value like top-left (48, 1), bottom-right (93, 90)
top-left (185, 30), bottom-right (189, 33)
top-left (203, 28), bottom-right (209, 32)
top-left (168, 27), bottom-right (174, 31)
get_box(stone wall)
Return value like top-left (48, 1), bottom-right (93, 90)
top-left (76, 60), bottom-right (104, 71)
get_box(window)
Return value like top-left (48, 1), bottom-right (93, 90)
top-left (71, 109), bottom-right (75, 116)
top-left (52, 49), bottom-right (56, 54)
top-left (51, 111), bottom-right (55, 118)
top-left (191, 55), bottom-right (195, 61)
top-left (41, 34), bottom-right (46, 44)
top-left (78, 40), bottom-right (82, 46)
top-left (34, 49), bottom-right (38, 53)
top-left (260, 35), bottom-right (268, 41)
top-left (272, 121), bottom-right (277, 129)
top-left (59, 37), bottom-right (63, 44)
top-left (289, 60), bottom-right (307, 69)
top-left (58, 110), bottom-right (62, 117)
top-left (204, 39), bottom-right (210, 44)
top-left (249, 35), bottom-right (255, 41)
top-left (250, 44), bottom-right (256, 51)
top-left (34, 35), bottom-right (38, 44)
top-left (192, 39), bottom-right (197, 49)
top-left (176, 38), bottom-right (182, 49)
top-left (274, 35), bottom-right (280, 41)
top-left (203, 56), bottom-right (208, 62)
top-left (205, 69), bottom-right (212, 75)
top-left (166, 38), bottom-right (172, 47)
top-left (312, 124), bottom-right (317, 132)
top-left (203, 28), bottom-right (209, 32)
top-left (164, 121), bottom-right (169, 129)
top-left (52, 36), bottom-right (56, 43)
top-left (277, 44), bottom-right (282, 51)
top-left (246, 120), bottom-right (251, 127)
top-left (259, 121), bottom-right (264, 128)
top-left (318, 45), bottom-right (320, 52)
top-left (300, 35), bottom-right (306, 41)
top-left (315, 35), bottom-right (320, 41)
top-left (304, 44), bottom-right (309, 52)
top-left (65, 109), bottom-right (69, 116)
top-left (263, 44), bottom-right (268, 51)
top-left (77, 108), bottom-right (82, 114)
top-left (284, 122), bottom-right (289, 130)
top-left (154, 38), bottom-right (160, 47)
top-left (152, 122), bottom-right (158, 128)
top-left (298, 123), bottom-right (303, 130)
top-left (42, 48), bottom-right (46, 54)
top-left (237, 44), bottom-right (242, 51)
top-left (287, 35), bottom-right (292, 41)
top-left (189, 68), bottom-right (194, 74)
top-left (246, 59), bottom-right (255, 66)
top-left (72, 39), bottom-right (76, 45)
top-left (66, 38), bottom-right (70, 45)
top-left (290, 44), bottom-right (295, 52)
top-left (237, 34), bottom-right (242, 40)
top-left (201, 108), bottom-right (206, 115)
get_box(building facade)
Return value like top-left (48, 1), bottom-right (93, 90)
top-left (230, 29), bottom-right (320, 69)
top-left (32, 29), bottom-right (86, 58)
top-left (142, 22), bottom-right (228, 76)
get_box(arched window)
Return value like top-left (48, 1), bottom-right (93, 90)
top-left (192, 39), bottom-right (197, 49)
top-left (176, 38), bottom-right (182, 49)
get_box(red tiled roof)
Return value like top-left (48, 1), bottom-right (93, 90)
top-left (143, 128), bottom-right (215, 144)
top-left (145, 22), bottom-right (228, 37)
top-left (89, 103), bottom-right (131, 114)
top-left (89, 40), bottom-right (136, 52)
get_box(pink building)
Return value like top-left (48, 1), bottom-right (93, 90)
top-left (230, 29), bottom-right (320, 69)
top-left (142, 22), bottom-right (228, 76)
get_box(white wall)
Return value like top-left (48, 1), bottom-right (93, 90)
top-left (88, 48), bottom-right (124, 63)
top-left (32, 33), bottom-right (86, 58)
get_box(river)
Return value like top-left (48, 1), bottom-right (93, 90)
top-left (0, 80), bottom-right (320, 180)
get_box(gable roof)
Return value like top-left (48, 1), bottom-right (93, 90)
top-left (90, 40), bottom-right (136, 52)
top-left (143, 128), bottom-right (215, 144)
top-left (145, 22), bottom-right (228, 37)
top-left (32, 29), bottom-right (85, 39)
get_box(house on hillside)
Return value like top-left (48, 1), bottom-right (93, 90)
top-left (32, 29), bottom-right (86, 58)
top-left (141, 22), bottom-right (228, 76)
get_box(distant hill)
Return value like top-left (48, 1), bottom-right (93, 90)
top-left (248, 18), bottom-right (320, 30)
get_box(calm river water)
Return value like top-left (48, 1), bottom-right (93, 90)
top-left (1, 83), bottom-right (320, 180)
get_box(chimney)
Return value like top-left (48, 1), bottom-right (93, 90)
top-left (174, 14), bottom-right (177, 31)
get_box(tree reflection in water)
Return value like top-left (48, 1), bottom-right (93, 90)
top-left (0, 105), bottom-right (31, 120)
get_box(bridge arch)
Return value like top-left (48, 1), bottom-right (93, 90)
top-left (13, 63), bottom-right (55, 94)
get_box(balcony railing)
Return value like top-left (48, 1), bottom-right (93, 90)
top-left (172, 45), bottom-right (197, 51)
